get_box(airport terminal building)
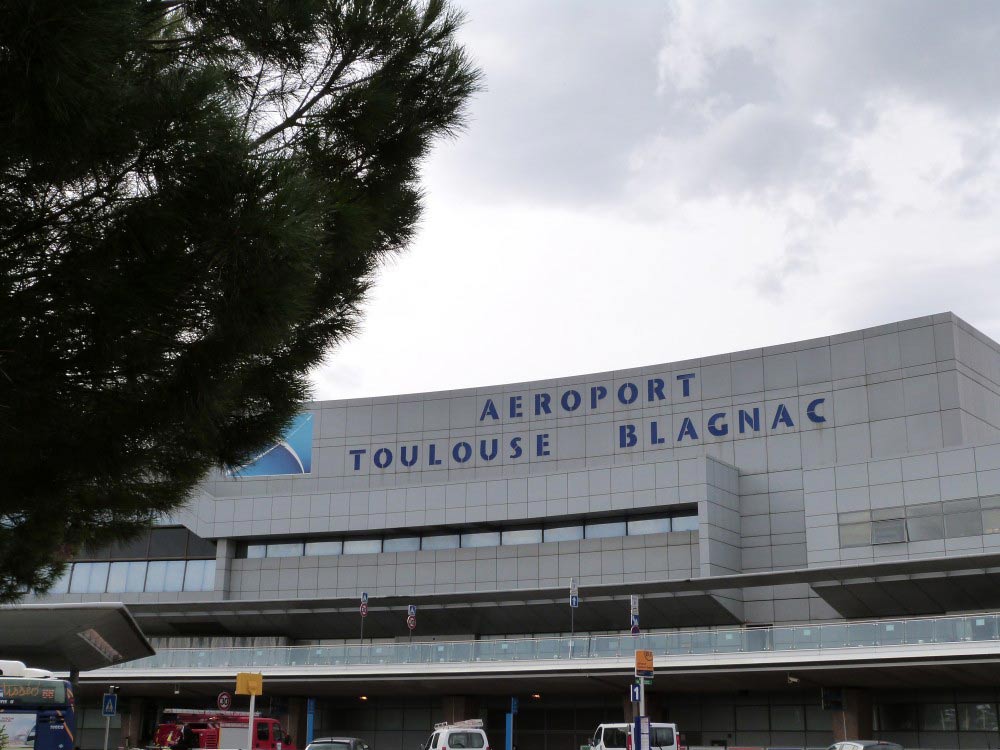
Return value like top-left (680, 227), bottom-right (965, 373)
top-left (28, 312), bottom-right (1000, 750)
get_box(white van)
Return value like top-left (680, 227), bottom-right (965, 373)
top-left (589, 723), bottom-right (679, 750)
top-left (423, 719), bottom-right (492, 750)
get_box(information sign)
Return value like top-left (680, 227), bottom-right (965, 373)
top-left (217, 692), bottom-right (232, 710)
top-left (235, 672), bottom-right (263, 696)
top-left (361, 592), bottom-right (369, 604)
top-left (360, 602), bottom-right (368, 617)
top-left (630, 684), bottom-right (641, 703)
top-left (635, 649), bottom-right (654, 677)
top-left (101, 693), bottom-right (118, 717)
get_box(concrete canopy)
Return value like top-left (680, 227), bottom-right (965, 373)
top-left (0, 602), bottom-right (154, 671)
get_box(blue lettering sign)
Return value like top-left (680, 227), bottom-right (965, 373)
top-left (618, 382), bottom-right (639, 405)
top-left (400, 445), bottom-right (419, 467)
top-left (676, 373), bottom-right (695, 397)
top-left (677, 417), bottom-right (699, 441)
top-left (480, 438), bottom-right (499, 461)
top-left (648, 378), bottom-right (666, 402)
top-left (453, 442), bottom-right (472, 464)
top-left (350, 448), bottom-right (367, 471)
top-left (509, 395), bottom-right (523, 418)
top-left (591, 385), bottom-right (607, 409)
top-left (708, 412), bottom-right (729, 436)
top-left (620, 424), bottom-right (637, 448)
top-left (373, 447), bottom-right (392, 469)
top-left (535, 393), bottom-right (552, 415)
top-left (739, 408), bottom-right (760, 434)
top-left (561, 389), bottom-right (582, 412)
top-left (428, 443), bottom-right (443, 466)
top-left (650, 420), bottom-right (666, 444)
top-left (509, 436), bottom-right (523, 459)
top-left (480, 399), bottom-right (499, 421)
top-left (807, 397), bottom-right (827, 423)
top-left (536, 433), bottom-right (551, 456)
top-left (771, 403), bottom-right (795, 430)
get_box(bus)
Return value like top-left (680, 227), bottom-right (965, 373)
top-left (0, 663), bottom-right (75, 750)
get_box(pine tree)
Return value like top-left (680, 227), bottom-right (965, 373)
top-left (0, 0), bottom-right (480, 600)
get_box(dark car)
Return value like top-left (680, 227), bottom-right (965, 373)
top-left (307, 738), bottom-right (371, 750)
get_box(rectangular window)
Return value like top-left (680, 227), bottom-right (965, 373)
top-left (145, 560), bottom-right (183, 592)
top-left (543, 525), bottom-right (583, 542)
top-left (501, 528), bottom-right (542, 546)
top-left (461, 531), bottom-right (500, 548)
top-left (872, 519), bottom-right (906, 544)
top-left (907, 502), bottom-right (942, 517)
top-left (183, 560), bottom-right (209, 591)
top-left (246, 544), bottom-right (266, 559)
top-left (421, 534), bottom-right (459, 551)
top-left (872, 506), bottom-right (905, 521)
top-left (70, 562), bottom-right (109, 594)
top-left (148, 527), bottom-right (190, 558)
top-left (735, 705), bottom-right (769, 730)
top-left (907, 515), bottom-right (944, 542)
top-left (946, 510), bottom-right (983, 538)
top-left (266, 542), bottom-right (303, 558)
top-left (49, 567), bottom-right (72, 594)
top-left (875, 705), bottom-right (917, 731)
top-left (983, 509), bottom-right (1000, 535)
top-left (839, 522), bottom-right (871, 547)
top-left (627, 517), bottom-right (672, 536)
top-left (770, 705), bottom-right (805, 731)
top-left (106, 562), bottom-right (130, 593)
top-left (920, 703), bottom-right (957, 731)
top-left (383, 536), bottom-right (421, 552)
top-left (186, 533), bottom-right (217, 558)
top-left (671, 513), bottom-right (698, 531)
top-left (305, 540), bottom-right (343, 556)
top-left (343, 538), bottom-right (382, 555)
top-left (959, 703), bottom-right (999, 731)
top-left (107, 535), bottom-right (150, 560)
top-left (586, 520), bottom-right (627, 539)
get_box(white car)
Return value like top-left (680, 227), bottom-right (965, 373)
top-left (589, 723), bottom-right (678, 750)
top-left (422, 720), bottom-right (491, 750)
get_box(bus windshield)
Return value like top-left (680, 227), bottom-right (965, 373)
top-left (0, 677), bottom-right (76, 750)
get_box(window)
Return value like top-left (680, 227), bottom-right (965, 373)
top-left (383, 536), bottom-right (420, 552)
top-left (959, 703), bottom-right (999, 731)
top-left (148, 527), bottom-right (190, 558)
top-left (627, 517), bottom-right (671, 536)
top-left (602, 728), bottom-right (627, 749)
top-left (183, 559), bottom-right (216, 591)
top-left (501, 528), bottom-right (542, 546)
top-left (872, 519), bottom-right (906, 544)
top-left (447, 733), bottom-right (484, 749)
top-left (305, 540), bottom-right (342, 556)
top-left (874, 705), bottom-right (917, 732)
top-left (735, 705), bottom-right (769, 730)
top-left (343, 539), bottom-right (382, 555)
top-left (257, 724), bottom-right (270, 741)
top-left (946, 510), bottom-right (983, 538)
top-left (920, 703), bottom-right (957, 731)
top-left (906, 515), bottom-right (944, 542)
top-left (422, 534), bottom-right (459, 551)
top-left (49, 568), bottom-right (72, 594)
top-left (70, 562), bottom-right (109, 594)
top-left (671, 513), bottom-right (698, 531)
top-left (246, 544), bottom-right (267, 559)
top-left (266, 542), bottom-right (303, 558)
top-left (461, 531), bottom-right (500, 548)
top-left (145, 560), bottom-right (185, 592)
top-left (839, 522), bottom-right (871, 547)
top-left (770, 706), bottom-right (804, 730)
top-left (543, 524), bottom-right (583, 542)
top-left (107, 561), bottom-right (148, 593)
top-left (586, 520), bottom-right (627, 539)
top-left (186, 534), bottom-right (217, 558)
top-left (650, 728), bottom-right (674, 748)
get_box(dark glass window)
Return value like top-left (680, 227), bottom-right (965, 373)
top-left (906, 515), bottom-right (944, 541)
top-left (872, 519), bottom-right (906, 544)
top-left (946, 510), bottom-right (983, 538)
top-left (920, 703), bottom-right (957, 731)
top-left (186, 533), bottom-right (217, 558)
top-left (840, 522), bottom-right (871, 547)
top-left (959, 703), bottom-right (999, 731)
top-left (148, 527), bottom-right (190, 558)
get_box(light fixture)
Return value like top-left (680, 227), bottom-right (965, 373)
top-left (359, 695), bottom-right (368, 701)
top-left (531, 694), bottom-right (541, 700)
top-left (174, 685), bottom-right (180, 695)
top-left (786, 674), bottom-right (800, 685)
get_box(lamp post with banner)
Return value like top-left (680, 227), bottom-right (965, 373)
top-left (360, 591), bottom-right (369, 645)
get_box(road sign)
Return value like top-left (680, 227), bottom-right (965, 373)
top-left (235, 672), bottom-right (263, 696)
top-left (406, 614), bottom-right (416, 630)
top-left (630, 613), bottom-right (640, 634)
top-left (408, 604), bottom-right (417, 617)
top-left (511, 696), bottom-right (518, 715)
top-left (635, 649), bottom-right (654, 677)
top-left (630, 594), bottom-right (639, 615)
top-left (570, 577), bottom-right (578, 596)
top-left (360, 602), bottom-right (368, 617)
top-left (217, 692), bottom-right (232, 710)
top-left (630, 684), bottom-right (641, 703)
top-left (570, 594), bottom-right (579, 608)
top-left (101, 693), bottom-right (118, 717)
top-left (361, 591), bottom-right (369, 604)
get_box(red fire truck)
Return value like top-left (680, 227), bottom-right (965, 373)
top-left (152, 709), bottom-right (297, 750)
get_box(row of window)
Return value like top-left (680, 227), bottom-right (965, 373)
top-left (241, 511), bottom-right (698, 558)
top-left (73, 527), bottom-right (216, 561)
top-left (839, 496), bottom-right (1000, 547)
top-left (48, 559), bottom-right (216, 594)
top-left (875, 702), bottom-right (1000, 732)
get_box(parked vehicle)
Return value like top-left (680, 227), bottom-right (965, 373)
top-left (422, 719), bottom-right (491, 750)
top-left (589, 723), bottom-right (678, 750)
top-left (827, 742), bottom-right (903, 750)
top-left (306, 738), bottom-right (370, 750)
top-left (151, 709), bottom-right (297, 750)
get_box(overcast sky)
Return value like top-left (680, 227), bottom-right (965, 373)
top-left (310, 0), bottom-right (1000, 401)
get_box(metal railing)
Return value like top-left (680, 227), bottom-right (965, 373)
top-left (106, 612), bottom-right (1000, 671)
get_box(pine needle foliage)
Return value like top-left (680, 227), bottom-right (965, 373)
top-left (0, 0), bottom-right (480, 601)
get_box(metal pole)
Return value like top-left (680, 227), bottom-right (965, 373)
top-left (103, 715), bottom-right (111, 750)
top-left (360, 615), bottom-right (365, 647)
top-left (247, 693), bottom-right (256, 750)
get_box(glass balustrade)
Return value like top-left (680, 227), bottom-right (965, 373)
top-left (105, 613), bottom-right (1000, 671)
